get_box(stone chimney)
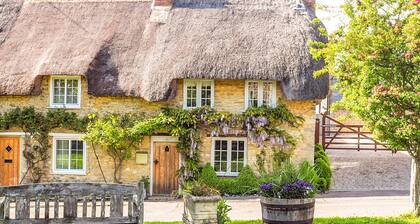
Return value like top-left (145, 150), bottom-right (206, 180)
top-left (150, 0), bottom-right (173, 23)
top-left (153, 0), bottom-right (173, 7)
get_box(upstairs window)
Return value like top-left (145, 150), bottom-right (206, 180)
top-left (212, 138), bottom-right (247, 176)
top-left (183, 80), bottom-right (214, 109)
top-left (50, 76), bottom-right (81, 108)
top-left (245, 81), bottom-right (276, 108)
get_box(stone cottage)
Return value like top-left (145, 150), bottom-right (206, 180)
top-left (0, 0), bottom-right (328, 195)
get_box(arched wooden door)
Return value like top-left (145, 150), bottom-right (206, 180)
top-left (153, 142), bottom-right (179, 195)
top-left (0, 137), bottom-right (20, 186)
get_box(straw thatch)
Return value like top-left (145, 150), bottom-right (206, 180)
top-left (0, 0), bottom-right (328, 100)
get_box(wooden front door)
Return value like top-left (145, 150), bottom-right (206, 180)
top-left (0, 137), bottom-right (20, 186)
top-left (153, 142), bottom-right (179, 195)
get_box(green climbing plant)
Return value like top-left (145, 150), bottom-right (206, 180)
top-left (83, 113), bottom-right (144, 183)
top-left (0, 107), bottom-right (88, 183)
top-left (131, 100), bottom-right (304, 183)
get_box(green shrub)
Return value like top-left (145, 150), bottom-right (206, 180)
top-left (314, 144), bottom-right (332, 192)
top-left (233, 166), bottom-right (259, 195)
top-left (199, 163), bottom-right (219, 188)
top-left (218, 178), bottom-right (237, 195)
top-left (199, 164), bottom-right (258, 196)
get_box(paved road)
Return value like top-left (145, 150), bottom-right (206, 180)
top-left (144, 193), bottom-right (411, 222)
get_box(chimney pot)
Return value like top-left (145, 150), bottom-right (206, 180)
top-left (153, 0), bottom-right (173, 7)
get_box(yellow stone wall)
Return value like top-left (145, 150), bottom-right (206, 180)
top-left (0, 76), bottom-right (317, 184)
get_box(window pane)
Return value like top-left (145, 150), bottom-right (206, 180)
top-left (201, 82), bottom-right (212, 106)
top-left (231, 161), bottom-right (238, 173)
top-left (220, 162), bottom-right (227, 172)
top-left (55, 140), bottom-right (69, 170)
top-left (239, 141), bottom-right (245, 151)
top-left (186, 83), bottom-right (197, 108)
top-left (70, 140), bottom-right (84, 170)
top-left (263, 82), bottom-right (273, 106)
top-left (66, 79), bottom-right (79, 105)
top-left (214, 140), bottom-right (228, 173)
top-left (53, 79), bottom-right (65, 104)
top-left (248, 82), bottom-right (259, 107)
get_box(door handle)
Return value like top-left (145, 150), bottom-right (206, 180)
top-left (154, 159), bottom-right (159, 164)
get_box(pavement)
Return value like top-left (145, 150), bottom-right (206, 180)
top-left (144, 191), bottom-right (412, 222)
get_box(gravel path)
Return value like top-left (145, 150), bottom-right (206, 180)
top-left (328, 150), bottom-right (411, 191)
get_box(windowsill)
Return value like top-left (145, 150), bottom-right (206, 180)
top-left (48, 105), bottom-right (81, 109)
top-left (216, 172), bottom-right (239, 177)
top-left (183, 106), bottom-right (214, 110)
top-left (52, 170), bottom-right (86, 176)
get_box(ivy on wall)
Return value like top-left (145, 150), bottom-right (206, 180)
top-left (0, 107), bottom-right (88, 183)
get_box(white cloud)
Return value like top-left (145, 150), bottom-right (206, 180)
top-left (316, 0), bottom-right (348, 33)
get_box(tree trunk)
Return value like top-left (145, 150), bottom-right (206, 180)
top-left (410, 157), bottom-right (420, 216)
top-left (113, 157), bottom-right (123, 184)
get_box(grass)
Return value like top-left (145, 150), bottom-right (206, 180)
top-left (145, 214), bottom-right (420, 224)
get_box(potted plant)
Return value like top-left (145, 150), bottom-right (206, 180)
top-left (259, 161), bottom-right (319, 224)
top-left (183, 181), bottom-right (221, 224)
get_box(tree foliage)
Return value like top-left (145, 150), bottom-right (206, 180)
top-left (311, 0), bottom-right (419, 155)
top-left (310, 0), bottom-right (419, 214)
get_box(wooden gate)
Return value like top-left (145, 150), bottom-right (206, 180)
top-left (315, 114), bottom-right (388, 151)
top-left (0, 137), bottom-right (20, 186)
top-left (153, 142), bottom-right (179, 195)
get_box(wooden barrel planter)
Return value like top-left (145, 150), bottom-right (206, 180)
top-left (260, 197), bottom-right (315, 224)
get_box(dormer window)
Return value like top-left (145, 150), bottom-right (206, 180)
top-left (245, 80), bottom-right (276, 109)
top-left (183, 80), bottom-right (214, 109)
top-left (49, 76), bottom-right (81, 109)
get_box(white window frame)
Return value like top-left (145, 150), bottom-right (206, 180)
top-left (49, 76), bottom-right (82, 109)
top-left (52, 134), bottom-right (87, 175)
top-left (244, 80), bottom-right (277, 109)
top-left (211, 137), bottom-right (248, 177)
top-left (183, 79), bottom-right (215, 109)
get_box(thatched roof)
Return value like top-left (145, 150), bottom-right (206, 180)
top-left (0, 0), bottom-right (328, 100)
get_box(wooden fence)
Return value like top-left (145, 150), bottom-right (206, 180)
top-left (315, 114), bottom-right (388, 151)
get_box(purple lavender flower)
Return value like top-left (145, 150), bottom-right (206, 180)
top-left (279, 179), bottom-right (315, 199)
top-left (260, 183), bottom-right (273, 191)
